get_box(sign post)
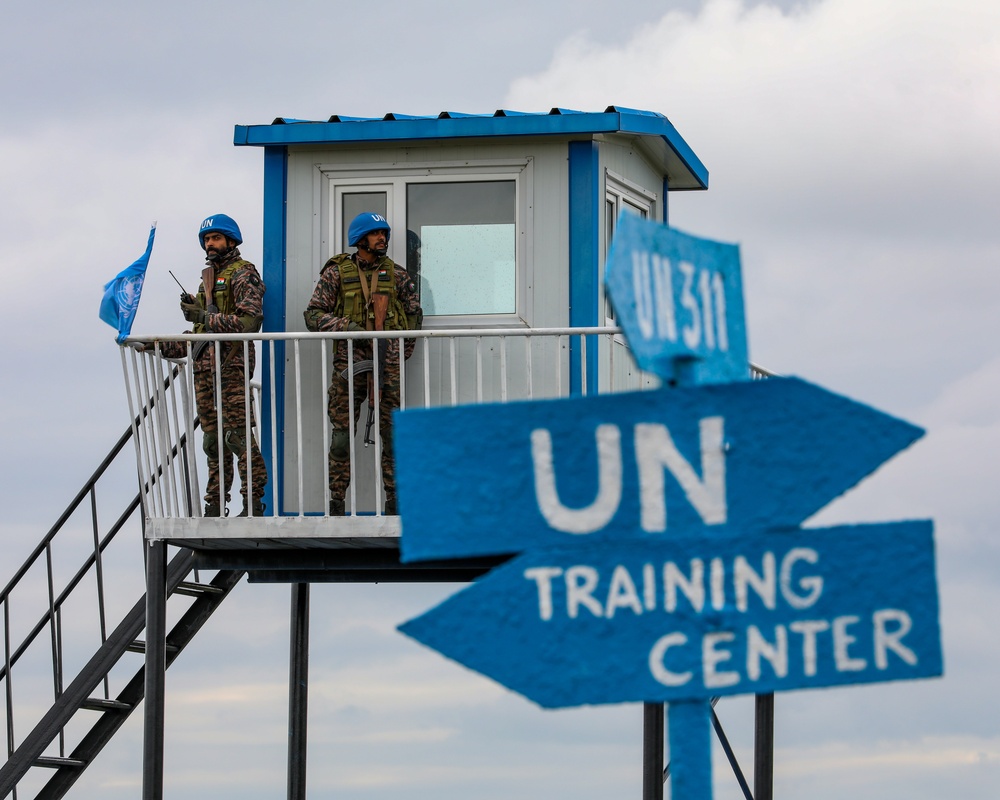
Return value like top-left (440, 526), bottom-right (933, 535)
top-left (393, 215), bottom-right (941, 799)
top-left (610, 215), bottom-right (745, 798)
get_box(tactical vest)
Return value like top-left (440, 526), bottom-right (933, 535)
top-left (325, 254), bottom-right (410, 331)
top-left (194, 259), bottom-right (253, 333)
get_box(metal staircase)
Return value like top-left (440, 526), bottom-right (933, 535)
top-left (1, 377), bottom-right (242, 800)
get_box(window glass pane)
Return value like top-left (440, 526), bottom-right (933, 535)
top-left (605, 197), bottom-right (618, 322)
top-left (623, 198), bottom-right (648, 218)
top-left (606, 186), bottom-right (651, 326)
top-left (407, 181), bottom-right (516, 315)
top-left (342, 192), bottom-right (387, 252)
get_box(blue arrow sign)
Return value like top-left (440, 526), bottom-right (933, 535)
top-left (398, 521), bottom-right (941, 709)
top-left (605, 215), bottom-right (748, 383)
top-left (395, 377), bottom-right (923, 563)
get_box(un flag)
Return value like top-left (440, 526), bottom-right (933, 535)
top-left (99, 224), bottom-right (156, 344)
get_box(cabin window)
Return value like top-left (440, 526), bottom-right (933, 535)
top-left (323, 161), bottom-right (529, 326)
top-left (604, 173), bottom-right (656, 329)
top-left (406, 181), bottom-right (516, 316)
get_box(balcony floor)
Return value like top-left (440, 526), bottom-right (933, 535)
top-left (147, 515), bottom-right (400, 551)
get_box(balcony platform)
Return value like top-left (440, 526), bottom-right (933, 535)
top-left (147, 515), bottom-right (401, 551)
top-left (148, 516), bottom-right (506, 583)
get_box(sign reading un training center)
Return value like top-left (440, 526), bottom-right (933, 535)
top-left (399, 521), bottom-right (941, 708)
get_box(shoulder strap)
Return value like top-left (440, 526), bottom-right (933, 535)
top-left (322, 253), bottom-right (353, 277)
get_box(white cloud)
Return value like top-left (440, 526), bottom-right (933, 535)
top-left (763, 735), bottom-right (1000, 798)
top-left (509, 0), bottom-right (1000, 182)
top-left (508, 0), bottom-right (1000, 414)
top-left (309, 656), bottom-right (509, 712)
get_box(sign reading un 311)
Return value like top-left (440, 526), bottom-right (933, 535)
top-left (605, 213), bottom-right (748, 383)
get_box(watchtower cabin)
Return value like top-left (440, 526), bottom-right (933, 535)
top-left (125, 106), bottom-right (709, 542)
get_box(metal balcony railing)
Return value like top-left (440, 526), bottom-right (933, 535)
top-left (122, 327), bottom-right (770, 524)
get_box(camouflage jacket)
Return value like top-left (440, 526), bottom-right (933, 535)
top-left (157, 249), bottom-right (265, 372)
top-left (303, 253), bottom-right (422, 359)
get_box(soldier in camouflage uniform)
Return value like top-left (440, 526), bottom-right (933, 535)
top-left (303, 212), bottom-right (422, 516)
top-left (160, 214), bottom-right (268, 517)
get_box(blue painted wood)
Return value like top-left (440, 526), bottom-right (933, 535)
top-left (605, 215), bottom-right (748, 384)
top-left (670, 701), bottom-right (712, 799)
top-left (398, 521), bottom-right (942, 709)
top-left (261, 146), bottom-right (288, 337)
top-left (260, 145), bottom-right (288, 516)
top-left (394, 377), bottom-right (924, 563)
top-left (233, 110), bottom-right (710, 190)
top-left (568, 140), bottom-right (601, 395)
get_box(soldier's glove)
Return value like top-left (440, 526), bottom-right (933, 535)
top-left (180, 292), bottom-right (195, 304)
top-left (181, 299), bottom-right (204, 324)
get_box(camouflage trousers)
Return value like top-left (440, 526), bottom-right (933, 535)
top-left (328, 339), bottom-right (402, 503)
top-left (194, 350), bottom-right (267, 511)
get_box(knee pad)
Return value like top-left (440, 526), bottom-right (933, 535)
top-left (329, 429), bottom-right (351, 461)
top-left (223, 428), bottom-right (247, 456)
top-left (202, 432), bottom-right (219, 460)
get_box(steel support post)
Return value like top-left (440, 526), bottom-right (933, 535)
top-left (642, 702), bottom-right (665, 800)
top-left (288, 583), bottom-right (310, 800)
top-left (142, 541), bottom-right (167, 800)
top-left (754, 693), bottom-right (775, 800)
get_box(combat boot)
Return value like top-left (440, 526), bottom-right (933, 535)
top-left (237, 498), bottom-right (265, 517)
top-left (204, 502), bottom-right (227, 517)
top-left (384, 496), bottom-right (397, 516)
top-left (329, 497), bottom-right (345, 516)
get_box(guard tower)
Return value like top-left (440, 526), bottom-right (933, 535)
top-left (231, 106), bottom-right (709, 522)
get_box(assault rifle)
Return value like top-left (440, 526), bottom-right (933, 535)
top-left (339, 359), bottom-right (381, 447)
top-left (339, 295), bottom-right (389, 447)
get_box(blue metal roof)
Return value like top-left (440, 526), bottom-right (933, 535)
top-left (233, 106), bottom-right (708, 190)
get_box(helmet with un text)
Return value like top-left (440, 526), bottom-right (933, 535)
top-left (348, 212), bottom-right (391, 247)
top-left (198, 214), bottom-right (243, 249)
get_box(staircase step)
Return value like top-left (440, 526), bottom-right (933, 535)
top-left (174, 581), bottom-right (226, 597)
top-left (127, 640), bottom-right (180, 654)
top-left (34, 756), bottom-right (86, 769)
top-left (81, 698), bottom-right (131, 712)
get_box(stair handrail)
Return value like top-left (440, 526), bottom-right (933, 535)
top-left (1, 366), bottom-right (187, 671)
top-left (2, 365), bottom-right (193, 778)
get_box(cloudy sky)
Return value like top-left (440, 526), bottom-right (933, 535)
top-left (2, 0), bottom-right (998, 798)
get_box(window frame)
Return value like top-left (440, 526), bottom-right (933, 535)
top-left (318, 159), bottom-right (533, 329)
top-left (603, 170), bottom-right (657, 334)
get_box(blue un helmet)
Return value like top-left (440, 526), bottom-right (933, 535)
top-left (198, 214), bottom-right (243, 249)
top-left (348, 212), bottom-right (391, 247)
